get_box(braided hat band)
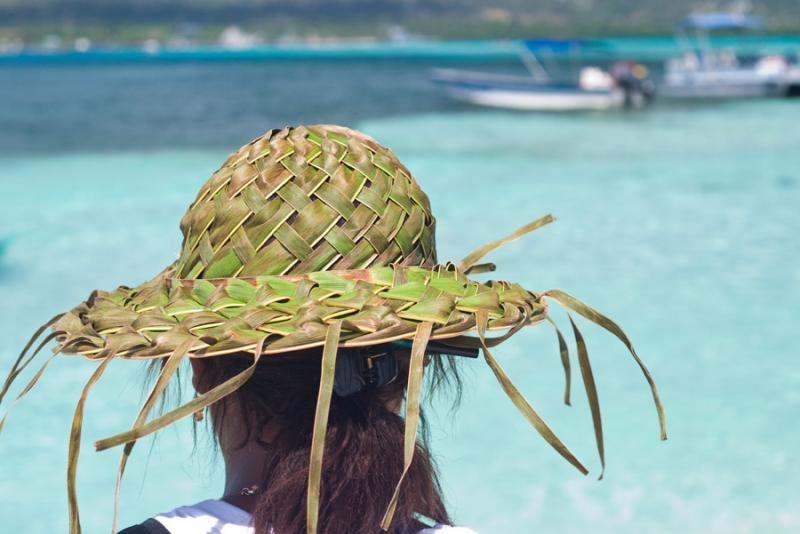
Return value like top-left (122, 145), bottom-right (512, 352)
top-left (0, 125), bottom-right (666, 534)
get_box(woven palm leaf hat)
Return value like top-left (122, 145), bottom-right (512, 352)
top-left (1, 124), bottom-right (665, 534)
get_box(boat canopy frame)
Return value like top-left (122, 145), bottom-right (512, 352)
top-left (518, 38), bottom-right (612, 82)
top-left (673, 12), bottom-right (764, 71)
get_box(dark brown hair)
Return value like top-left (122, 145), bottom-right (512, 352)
top-left (195, 347), bottom-right (462, 534)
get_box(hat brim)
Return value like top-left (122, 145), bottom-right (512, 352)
top-left (53, 262), bottom-right (548, 360)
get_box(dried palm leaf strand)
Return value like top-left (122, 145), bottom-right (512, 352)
top-left (458, 215), bottom-right (555, 271)
top-left (475, 310), bottom-right (589, 475)
top-left (69, 350), bottom-right (117, 534)
top-left (306, 321), bottom-right (342, 534)
top-left (380, 321), bottom-right (432, 531)
top-left (546, 316), bottom-right (572, 406)
top-left (0, 340), bottom-right (64, 435)
top-left (0, 313), bottom-right (63, 405)
top-left (544, 290), bottom-right (667, 441)
top-left (569, 314), bottom-right (605, 479)
top-left (111, 338), bottom-right (195, 532)
top-left (95, 342), bottom-right (264, 451)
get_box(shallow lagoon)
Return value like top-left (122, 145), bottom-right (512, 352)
top-left (0, 60), bottom-right (799, 532)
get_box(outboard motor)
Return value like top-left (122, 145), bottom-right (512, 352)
top-left (611, 61), bottom-right (656, 108)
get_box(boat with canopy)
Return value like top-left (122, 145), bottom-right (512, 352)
top-left (661, 12), bottom-right (800, 99)
top-left (431, 39), bottom-right (654, 111)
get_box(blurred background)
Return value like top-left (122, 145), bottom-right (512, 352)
top-left (1, 1), bottom-right (799, 533)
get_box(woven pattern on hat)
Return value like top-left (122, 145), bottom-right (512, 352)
top-left (175, 125), bottom-right (436, 280)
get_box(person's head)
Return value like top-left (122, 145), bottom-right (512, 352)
top-left (189, 346), bottom-right (460, 534)
top-left (5, 123), bottom-right (664, 534)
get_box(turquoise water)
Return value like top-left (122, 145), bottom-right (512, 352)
top-left (1, 99), bottom-right (799, 531)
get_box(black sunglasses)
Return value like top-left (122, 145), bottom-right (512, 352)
top-left (333, 340), bottom-right (479, 397)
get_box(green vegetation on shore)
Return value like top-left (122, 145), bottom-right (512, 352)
top-left (2, 0), bottom-right (800, 47)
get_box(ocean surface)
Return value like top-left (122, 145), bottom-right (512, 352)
top-left (0, 54), bottom-right (799, 533)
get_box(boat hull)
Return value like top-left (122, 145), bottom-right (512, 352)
top-left (442, 86), bottom-right (624, 111)
top-left (660, 82), bottom-right (783, 99)
top-left (660, 67), bottom-right (789, 99)
top-left (431, 68), bottom-right (624, 111)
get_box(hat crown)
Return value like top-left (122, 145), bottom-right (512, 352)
top-left (174, 125), bottom-right (436, 279)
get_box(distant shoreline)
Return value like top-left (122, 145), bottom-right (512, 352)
top-left (2, 35), bottom-right (800, 65)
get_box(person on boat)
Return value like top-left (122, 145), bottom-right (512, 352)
top-left (2, 124), bottom-right (665, 534)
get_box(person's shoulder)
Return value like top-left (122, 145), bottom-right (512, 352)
top-left (418, 526), bottom-right (479, 534)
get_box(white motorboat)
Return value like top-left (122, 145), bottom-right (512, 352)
top-left (661, 13), bottom-right (799, 99)
top-left (431, 39), bottom-right (654, 112)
